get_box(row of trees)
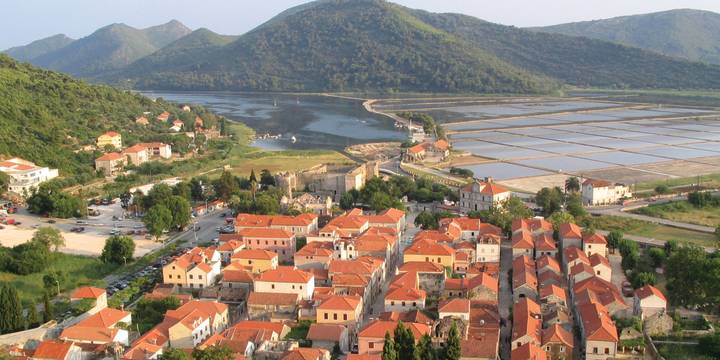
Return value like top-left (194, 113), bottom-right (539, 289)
top-left (340, 176), bottom-right (457, 213)
top-left (27, 182), bottom-right (86, 218)
top-left (0, 227), bottom-right (64, 275)
top-left (0, 285), bottom-right (52, 334)
top-left (382, 322), bottom-right (461, 360)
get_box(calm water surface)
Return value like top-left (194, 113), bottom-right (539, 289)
top-left (141, 91), bottom-right (406, 150)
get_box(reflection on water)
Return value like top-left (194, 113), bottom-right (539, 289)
top-left (140, 91), bottom-right (406, 150)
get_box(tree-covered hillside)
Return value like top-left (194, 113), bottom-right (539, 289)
top-left (2, 34), bottom-right (75, 62)
top-left (29, 20), bottom-right (191, 78)
top-left (413, 10), bottom-right (720, 90)
top-left (0, 54), bottom-right (220, 183)
top-left (533, 9), bottom-right (720, 65)
top-left (119, 0), bottom-right (557, 94)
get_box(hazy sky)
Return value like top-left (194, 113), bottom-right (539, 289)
top-left (4, 0), bottom-right (720, 50)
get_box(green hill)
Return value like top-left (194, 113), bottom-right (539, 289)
top-left (0, 54), bottom-right (218, 183)
top-left (413, 10), bottom-right (720, 90)
top-left (2, 34), bottom-right (75, 62)
top-left (30, 20), bottom-right (191, 78)
top-left (119, 0), bottom-right (556, 94)
top-left (114, 28), bottom-right (238, 83)
top-left (533, 9), bottom-right (720, 65)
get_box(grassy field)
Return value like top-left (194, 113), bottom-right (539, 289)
top-left (631, 201), bottom-right (720, 227)
top-left (634, 173), bottom-right (720, 193)
top-left (592, 215), bottom-right (717, 248)
top-left (0, 253), bottom-right (118, 304)
top-left (656, 343), bottom-right (709, 360)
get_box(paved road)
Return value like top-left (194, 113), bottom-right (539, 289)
top-left (589, 194), bottom-right (715, 234)
top-left (498, 242), bottom-right (513, 360)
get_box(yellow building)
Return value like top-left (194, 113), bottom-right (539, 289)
top-left (96, 131), bottom-right (122, 149)
top-left (403, 239), bottom-right (455, 268)
top-left (316, 295), bottom-right (363, 326)
top-left (230, 249), bottom-right (279, 274)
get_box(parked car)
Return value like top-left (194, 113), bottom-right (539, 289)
top-left (47, 219), bottom-right (56, 224)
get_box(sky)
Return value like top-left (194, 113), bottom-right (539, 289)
top-left (3, 0), bottom-right (720, 50)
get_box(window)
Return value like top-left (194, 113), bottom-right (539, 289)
top-left (324, 313), bottom-right (328, 319)
top-left (292, 285), bottom-right (295, 289)
top-left (177, 275), bottom-right (181, 279)
top-left (189, 275), bottom-right (194, 279)
top-left (199, 275), bottom-right (203, 279)
top-left (248, 260), bottom-right (253, 264)
top-left (437, 257), bottom-right (441, 263)
top-left (546, 346), bottom-right (550, 351)
top-left (412, 302), bottom-right (416, 306)
top-left (343, 314), bottom-right (348, 320)
top-left (274, 240), bottom-right (277, 245)
top-left (401, 301), bottom-right (406, 306)
top-left (391, 301), bottom-right (395, 306)
top-left (560, 346), bottom-right (565, 352)
top-left (425, 257), bottom-right (429, 262)
top-left (597, 271), bottom-right (600, 275)
top-left (300, 285), bottom-right (303, 289)
top-left (271, 284), bottom-right (275, 289)
top-left (333, 313), bottom-right (338, 320)
top-left (369, 342), bottom-right (374, 349)
top-left (593, 347), bottom-right (598, 354)
top-left (605, 348), bottom-right (610, 355)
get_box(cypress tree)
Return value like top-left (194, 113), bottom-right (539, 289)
top-left (382, 331), bottom-right (398, 360)
top-left (43, 292), bottom-right (53, 323)
top-left (0, 285), bottom-right (24, 333)
top-left (418, 334), bottom-right (436, 360)
top-left (441, 321), bottom-right (461, 360)
top-left (27, 300), bottom-right (40, 328)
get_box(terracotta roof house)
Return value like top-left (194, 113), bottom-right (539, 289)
top-left (254, 266), bottom-right (314, 300)
top-left (573, 277), bottom-right (628, 315)
top-left (582, 233), bottom-right (608, 257)
top-left (459, 179), bottom-right (511, 213)
top-left (534, 233), bottom-right (557, 259)
top-left (558, 223), bottom-right (582, 249)
top-left (403, 239), bottom-right (455, 268)
top-left (32, 341), bottom-right (81, 360)
top-left (577, 302), bottom-right (618, 359)
top-left (281, 347), bottom-right (330, 360)
top-left (541, 324), bottom-right (573, 360)
top-left (357, 320), bottom-right (430, 355)
top-left (589, 253), bottom-right (612, 282)
top-left (539, 284), bottom-right (567, 307)
top-left (511, 342), bottom-right (547, 360)
top-left (511, 298), bottom-right (542, 351)
top-left (443, 272), bottom-right (499, 302)
top-left (511, 230), bottom-right (534, 259)
top-left (633, 285), bottom-right (667, 319)
top-left (562, 246), bottom-right (590, 275)
top-left (306, 323), bottom-right (349, 354)
top-left (438, 298), bottom-right (471, 320)
top-left (536, 255), bottom-right (561, 276)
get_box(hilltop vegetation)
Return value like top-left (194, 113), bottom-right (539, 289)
top-left (414, 10), bottom-right (720, 89)
top-left (122, 0), bottom-right (554, 94)
top-left (3, 34), bottom-right (75, 62)
top-left (0, 54), bottom-right (221, 184)
top-left (25, 20), bottom-right (191, 78)
top-left (534, 9), bottom-right (720, 65)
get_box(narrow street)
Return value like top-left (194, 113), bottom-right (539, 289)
top-left (498, 242), bottom-right (513, 360)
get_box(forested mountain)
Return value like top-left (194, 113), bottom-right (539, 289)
top-left (8, 1), bottom-right (720, 92)
top-left (119, 0), bottom-right (555, 94)
top-left (2, 34), bottom-right (75, 62)
top-left (412, 10), bottom-right (720, 90)
top-left (27, 20), bottom-right (191, 78)
top-left (0, 54), bottom-right (218, 182)
top-left (533, 9), bottom-right (720, 65)
top-left (114, 28), bottom-right (238, 83)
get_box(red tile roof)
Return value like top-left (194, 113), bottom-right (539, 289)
top-left (247, 292), bottom-right (298, 306)
top-left (358, 320), bottom-right (430, 339)
top-left (563, 246), bottom-right (590, 266)
top-left (635, 285), bottom-right (667, 302)
top-left (536, 255), bottom-right (560, 273)
top-left (512, 230), bottom-right (534, 249)
top-left (398, 261), bottom-right (445, 274)
top-left (512, 298), bottom-right (542, 345)
top-left (76, 308), bottom-right (129, 328)
top-left (589, 253), bottom-right (610, 268)
top-left (541, 324), bottom-right (573, 348)
top-left (317, 295), bottom-right (362, 311)
top-left (232, 249), bottom-right (278, 261)
top-left (583, 233), bottom-right (607, 245)
top-left (559, 223), bottom-right (582, 239)
top-left (33, 341), bottom-right (75, 360)
top-left (577, 302), bottom-right (618, 342)
top-left (539, 284), bottom-right (566, 302)
top-left (306, 324), bottom-right (346, 342)
top-left (385, 286), bottom-right (426, 301)
top-left (237, 227), bottom-right (293, 239)
top-left (405, 239), bottom-right (454, 256)
top-left (281, 348), bottom-right (329, 360)
top-left (583, 178), bottom-right (613, 187)
top-left (71, 286), bottom-right (105, 299)
top-left (96, 152), bottom-right (124, 161)
top-left (438, 298), bottom-right (470, 314)
top-left (256, 267), bottom-right (313, 283)
top-left (511, 342), bottom-right (547, 360)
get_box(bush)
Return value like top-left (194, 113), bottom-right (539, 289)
top-left (6, 242), bottom-right (50, 275)
top-left (654, 185), bottom-right (670, 194)
top-left (100, 236), bottom-right (135, 265)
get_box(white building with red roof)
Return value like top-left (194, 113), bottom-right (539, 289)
top-left (459, 178), bottom-right (511, 213)
top-left (633, 285), bottom-right (667, 319)
top-left (577, 302), bottom-right (618, 360)
top-left (581, 178), bottom-right (632, 206)
top-left (558, 222), bottom-right (583, 250)
top-left (582, 233), bottom-right (608, 257)
top-left (254, 266), bottom-right (315, 300)
top-left (237, 227), bottom-right (296, 263)
top-left (235, 213), bottom-right (318, 237)
top-left (96, 131), bottom-right (122, 149)
top-left (0, 158), bottom-right (59, 195)
top-left (70, 286), bottom-right (107, 313)
top-left (60, 307), bottom-right (131, 345)
top-left (95, 152), bottom-right (127, 176)
top-left (32, 341), bottom-right (82, 360)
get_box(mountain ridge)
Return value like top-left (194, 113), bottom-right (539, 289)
top-left (532, 9), bottom-right (720, 65)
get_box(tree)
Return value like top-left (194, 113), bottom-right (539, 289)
top-left (382, 331), bottom-right (398, 360)
top-left (655, 185), bottom-right (670, 195)
top-left (192, 345), bottom-right (233, 360)
top-left (535, 187), bottom-right (564, 216)
top-left (43, 271), bottom-right (65, 296)
top-left (31, 227), bottom-right (65, 252)
top-left (134, 297), bottom-right (181, 333)
top-left (688, 191), bottom-right (713, 208)
top-left (441, 321), bottom-right (461, 360)
top-left (260, 169), bottom-right (276, 188)
top-left (664, 239), bottom-right (679, 256)
top-left (172, 182), bottom-right (192, 200)
top-left (253, 194), bottom-right (280, 215)
top-left (417, 334), bottom-right (436, 360)
top-left (699, 334), bottom-right (720, 359)
top-left (249, 170), bottom-right (258, 200)
top-left (606, 230), bottom-right (623, 250)
top-left (369, 192), bottom-right (393, 212)
top-left (161, 196), bottom-right (191, 230)
top-left (415, 211), bottom-right (439, 230)
top-left (144, 205), bottom-right (173, 241)
top-left (159, 348), bottom-right (190, 360)
top-left (394, 322), bottom-right (418, 360)
top-left (0, 172), bottom-right (9, 193)
top-left (8, 242), bottom-right (50, 275)
top-left (648, 247), bottom-right (667, 268)
top-left (548, 211), bottom-right (575, 231)
top-left (565, 193), bottom-right (587, 218)
top-left (42, 293), bottom-right (53, 322)
top-left (631, 272), bottom-right (657, 288)
top-left (213, 171), bottom-right (239, 201)
top-left (143, 183), bottom-right (173, 209)
top-left (565, 177), bottom-right (580, 193)
top-left (339, 192), bottom-right (355, 210)
top-left (0, 284), bottom-right (24, 334)
top-left (331, 343), bottom-right (342, 360)
top-left (666, 245), bottom-right (709, 307)
top-left (101, 236), bottom-right (135, 265)
top-left (190, 177), bottom-right (207, 201)
top-left (27, 301), bottom-right (40, 328)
